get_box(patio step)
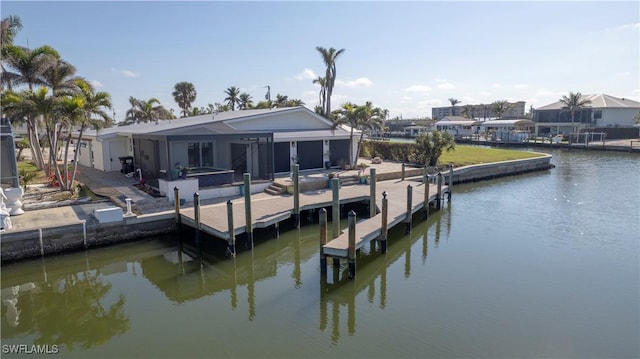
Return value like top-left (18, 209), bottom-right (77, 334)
top-left (264, 182), bottom-right (287, 195)
top-left (340, 175), bottom-right (360, 187)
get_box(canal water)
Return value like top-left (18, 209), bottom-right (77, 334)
top-left (2, 149), bottom-right (638, 358)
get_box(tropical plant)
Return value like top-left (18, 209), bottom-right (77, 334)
top-left (0, 15), bottom-right (23, 90)
top-left (448, 98), bottom-right (461, 116)
top-left (634, 111), bottom-right (640, 124)
top-left (313, 76), bottom-right (327, 116)
top-left (414, 131), bottom-right (456, 166)
top-left (332, 101), bottom-right (385, 167)
top-left (172, 81), bottom-right (197, 117)
top-left (273, 94), bottom-right (289, 108)
top-left (2, 44), bottom-right (60, 170)
top-left (559, 92), bottom-right (591, 133)
top-left (224, 86), bottom-right (241, 110)
top-left (316, 46), bottom-right (345, 117)
top-left (123, 97), bottom-right (172, 125)
top-left (238, 92), bottom-right (253, 110)
top-left (492, 100), bottom-right (511, 119)
top-left (461, 104), bottom-right (475, 119)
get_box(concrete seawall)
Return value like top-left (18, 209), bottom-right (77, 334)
top-left (1, 154), bottom-right (553, 263)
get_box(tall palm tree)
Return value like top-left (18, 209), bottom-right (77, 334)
top-left (481, 104), bottom-right (490, 121)
top-left (287, 98), bottom-right (305, 107)
top-left (2, 44), bottom-right (60, 170)
top-left (172, 81), bottom-right (197, 117)
top-left (448, 98), bottom-right (461, 116)
top-left (354, 102), bottom-right (385, 164)
top-left (559, 92), bottom-right (591, 133)
top-left (316, 46), bottom-right (345, 117)
top-left (0, 15), bottom-right (23, 90)
top-left (273, 94), bottom-right (289, 108)
top-left (42, 58), bottom-right (81, 96)
top-left (312, 76), bottom-right (327, 116)
top-left (461, 105), bottom-right (474, 119)
top-left (492, 100), bottom-right (511, 119)
top-left (224, 86), bottom-right (240, 110)
top-left (238, 92), bottom-right (253, 110)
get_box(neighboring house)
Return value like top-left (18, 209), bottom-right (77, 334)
top-left (432, 101), bottom-right (525, 120)
top-left (532, 94), bottom-right (640, 137)
top-left (403, 125), bottom-right (431, 137)
top-left (434, 116), bottom-right (480, 138)
top-left (480, 119), bottom-right (534, 143)
top-left (74, 107), bottom-right (356, 188)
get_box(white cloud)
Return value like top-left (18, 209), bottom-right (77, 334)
top-left (417, 98), bottom-right (441, 108)
top-left (400, 96), bottom-right (413, 103)
top-left (437, 82), bottom-right (455, 89)
top-left (112, 67), bottom-right (140, 78)
top-left (404, 85), bottom-right (431, 93)
top-left (615, 72), bottom-right (630, 77)
top-left (514, 83), bottom-right (528, 89)
top-left (90, 80), bottom-right (104, 88)
top-left (606, 22), bottom-right (640, 32)
top-left (491, 83), bottom-right (502, 89)
top-left (336, 77), bottom-right (373, 88)
top-left (295, 68), bottom-right (317, 80)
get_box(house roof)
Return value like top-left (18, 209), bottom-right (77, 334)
top-left (86, 106), bottom-right (331, 139)
top-left (440, 116), bottom-right (472, 121)
top-left (536, 94), bottom-right (640, 110)
top-left (435, 119), bottom-right (479, 126)
top-left (273, 129), bottom-right (351, 141)
top-left (480, 119), bottom-right (535, 127)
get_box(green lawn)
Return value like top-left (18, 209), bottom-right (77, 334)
top-left (439, 145), bottom-right (544, 167)
top-left (17, 161), bottom-right (47, 186)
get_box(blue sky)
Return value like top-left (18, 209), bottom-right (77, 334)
top-left (4, 1), bottom-right (639, 121)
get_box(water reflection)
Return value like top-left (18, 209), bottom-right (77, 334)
top-left (318, 208), bottom-right (446, 344)
top-left (1, 253), bottom-right (130, 351)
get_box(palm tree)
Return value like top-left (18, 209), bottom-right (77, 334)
top-left (238, 92), bottom-right (253, 110)
top-left (42, 58), bottom-right (81, 96)
top-left (273, 94), bottom-right (288, 108)
top-left (559, 92), bottom-right (591, 133)
top-left (492, 100), bottom-right (511, 119)
top-left (224, 86), bottom-right (241, 110)
top-left (316, 46), bottom-right (345, 117)
top-left (287, 98), bottom-right (305, 107)
top-left (2, 45), bottom-right (60, 170)
top-left (354, 102), bottom-right (385, 164)
top-left (0, 15), bottom-right (23, 90)
top-left (172, 81), bottom-right (197, 117)
top-left (124, 97), bottom-right (170, 124)
top-left (448, 98), bottom-right (460, 116)
top-left (331, 102), bottom-right (359, 167)
top-left (461, 105), bottom-right (474, 119)
top-left (481, 104), bottom-right (490, 121)
top-left (312, 76), bottom-right (327, 116)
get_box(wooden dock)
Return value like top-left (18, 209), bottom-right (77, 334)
top-left (179, 176), bottom-right (448, 248)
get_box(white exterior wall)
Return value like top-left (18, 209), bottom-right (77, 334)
top-left (92, 140), bottom-right (106, 171)
top-left (104, 137), bottom-right (131, 171)
top-left (599, 108), bottom-right (639, 127)
top-left (75, 137), bottom-right (94, 168)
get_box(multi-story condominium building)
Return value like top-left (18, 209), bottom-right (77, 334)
top-left (432, 101), bottom-right (526, 120)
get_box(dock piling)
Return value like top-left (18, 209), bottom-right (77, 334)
top-left (226, 200), bottom-right (235, 257)
top-left (369, 168), bottom-right (377, 218)
top-left (194, 192), bottom-right (201, 243)
top-left (174, 187), bottom-right (181, 229)
top-left (381, 191), bottom-right (388, 254)
top-left (401, 162), bottom-right (406, 181)
top-left (319, 208), bottom-right (328, 276)
top-left (348, 210), bottom-right (356, 279)
top-left (423, 169), bottom-right (430, 219)
top-left (331, 178), bottom-right (340, 239)
top-left (293, 164), bottom-right (300, 228)
top-left (243, 173), bottom-right (253, 248)
top-left (436, 172), bottom-right (443, 210)
top-left (448, 163), bottom-right (453, 202)
top-left (405, 185), bottom-right (413, 233)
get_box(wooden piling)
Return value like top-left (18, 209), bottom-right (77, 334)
top-left (174, 187), bottom-right (181, 229)
top-left (348, 210), bottom-right (356, 279)
top-left (436, 172), bottom-right (443, 210)
top-left (293, 164), bottom-right (300, 228)
top-left (405, 184), bottom-right (413, 233)
top-left (401, 162), bottom-right (406, 181)
top-left (369, 168), bottom-right (376, 218)
top-left (319, 208), bottom-right (328, 276)
top-left (243, 173), bottom-right (253, 248)
top-left (423, 169), bottom-right (430, 219)
top-left (226, 200), bottom-right (235, 257)
top-left (448, 163), bottom-right (453, 202)
top-left (193, 192), bottom-right (201, 243)
top-left (381, 191), bottom-right (388, 254)
top-left (331, 177), bottom-right (340, 239)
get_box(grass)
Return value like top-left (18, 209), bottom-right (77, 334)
top-left (439, 145), bottom-right (544, 167)
top-left (17, 161), bottom-right (48, 186)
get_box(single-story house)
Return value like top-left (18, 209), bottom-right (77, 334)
top-left (434, 116), bottom-right (480, 138)
top-left (480, 119), bottom-right (534, 143)
top-left (532, 94), bottom-right (640, 137)
top-left (74, 107), bottom-right (358, 189)
top-left (403, 125), bottom-right (431, 137)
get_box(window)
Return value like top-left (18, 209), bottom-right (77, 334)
top-left (201, 142), bottom-right (213, 167)
top-left (187, 143), bottom-right (200, 167)
top-left (187, 142), bottom-right (214, 167)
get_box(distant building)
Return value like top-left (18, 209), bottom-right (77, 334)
top-left (532, 94), bottom-right (640, 137)
top-left (432, 101), bottom-right (525, 121)
top-left (434, 116), bottom-right (480, 138)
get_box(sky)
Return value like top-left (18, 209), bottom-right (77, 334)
top-left (3, 1), bottom-right (639, 122)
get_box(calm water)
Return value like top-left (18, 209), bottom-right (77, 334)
top-left (2, 149), bottom-right (639, 358)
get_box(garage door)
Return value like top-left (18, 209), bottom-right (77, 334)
top-left (329, 139), bottom-right (350, 167)
top-left (274, 142), bottom-right (290, 173)
top-left (297, 141), bottom-right (323, 170)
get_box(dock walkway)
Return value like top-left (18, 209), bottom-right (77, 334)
top-left (179, 176), bottom-right (448, 256)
